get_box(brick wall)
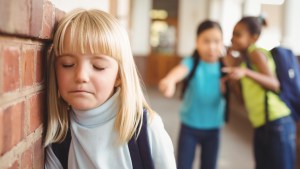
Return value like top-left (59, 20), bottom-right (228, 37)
top-left (0, 0), bottom-right (64, 168)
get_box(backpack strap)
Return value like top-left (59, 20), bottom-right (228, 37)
top-left (52, 128), bottom-right (71, 169)
top-left (128, 108), bottom-right (154, 169)
top-left (219, 58), bottom-right (230, 122)
top-left (180, 50), bottom-right (200, 99)
top-left (244, 56), bottom-right (270, 124)
top-left (51, 109), bottom-right (153, 169)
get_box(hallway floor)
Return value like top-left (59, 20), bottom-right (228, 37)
top-left (145, 87), bottom-right (255, 169)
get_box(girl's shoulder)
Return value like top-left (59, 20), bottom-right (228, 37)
top-left (146, 111), bottom-right (170, 138)
top-left (247, 44), bottom-right (273, 62)
top-left (181, 56), bottom-right (193, 63)
top-left (247, 44), bottom-right (257, 54)
top-left (146, 111), bottom-right (163, 129)
top-left (145, 111), bottom-right (177, 169)
top-left (247, 44), bottom-right (270, 56)
top-left (181, 56), bottom-right (197, 70)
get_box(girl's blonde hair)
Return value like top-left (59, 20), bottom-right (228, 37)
top-left (44, 9), bottom-right (153, 146)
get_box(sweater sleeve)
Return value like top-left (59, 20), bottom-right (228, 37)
top-left (147, 113), bottom-right (177, 169)
top-left (44, 145), bottom-right (64, 169)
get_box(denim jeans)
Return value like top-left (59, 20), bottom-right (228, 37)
top-left (177, 124), bottom-right (220, 169)
top-left (254, 115), bottom-right (296, 169)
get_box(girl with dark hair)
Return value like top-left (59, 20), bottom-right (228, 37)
top-left (223, 16), bottom-right (296, 169)
top-left (159, 20), bottom-right (226, 169)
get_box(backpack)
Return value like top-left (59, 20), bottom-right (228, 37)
top-left (246, 46), bottom-right (300, 121)
top-left (51, 108), bottom-right (154, 169)
top-left (270, 47), bottom-right (300, 120)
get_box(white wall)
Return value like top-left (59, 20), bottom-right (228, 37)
top-left (130, 0), bottom-right (152, 56)
top-left (243, 0), bottom-right (261, 16)
top-left (116, 0), bottom-right (131, 30)
top-left (208, 0), bottom-right (222, 21)
top-left (52, 0), bottom-right (300, 56)
top-left (281, 0), bottom-right (300, 55)
top-left (219, 0), bottom-right (243, 46)
top-left (258, 4), bottom-right (283, 50)
top-left (239, 0), bottom-right (283, 50)
top-left (244, 0), bottom-right (300, 55)
top-left (177, 0), bottom-right (245, 55)
top-left (50, 0), bottom-right (110, 12)
top-left (49, 0), bottom-right (130, 29)
top-left (177, 0), bottom-right (209, 57)
top-left (214, 0), bottom-right (298, 54)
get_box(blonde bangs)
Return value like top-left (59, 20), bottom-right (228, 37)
top-left (54, 9), bottom-right (123, 61)
top-left (46, 9), bottom-right (155, 145)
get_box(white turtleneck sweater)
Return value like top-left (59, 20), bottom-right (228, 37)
top-left (45, 89), bottom-right (176, 169)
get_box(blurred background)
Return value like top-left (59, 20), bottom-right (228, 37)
top-left (0, 0), bottom-right (299, 168)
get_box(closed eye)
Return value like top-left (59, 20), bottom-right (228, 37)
top-left (62, 64), bottom-right (74, 68)
top-left (93, 65), bottom-right (105, 71)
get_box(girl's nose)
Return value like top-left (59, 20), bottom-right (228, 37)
top-left (74, 64), bottom-right (89, 83)
top-left (209, 43), bottom-right (217, 52)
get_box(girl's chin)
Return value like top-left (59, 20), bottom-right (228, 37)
top-left (70, 102), bottom-right (103, 111)
top-left (230, 45), bottom-right (245, 51)
top-left (71, 105), bottom-right (94, 111)
top-left (230, 46), bottom-right (239, 51)
top-left (202, 57), bottom-right (219, 63)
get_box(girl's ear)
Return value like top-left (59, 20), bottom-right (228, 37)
top-left (251, 34), bottom-right (259, 43)
top-left (114, 77), bottom-right (121, 87)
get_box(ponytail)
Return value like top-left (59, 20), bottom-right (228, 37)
top-left (238, 16), bottom-right (267, 36)
top-left (258, 14), bottom-right (267, 27)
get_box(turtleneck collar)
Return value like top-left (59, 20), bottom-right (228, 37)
top-left (71, 88), bottom-right (120, 127)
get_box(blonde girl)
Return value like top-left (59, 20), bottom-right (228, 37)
top-left (44, 9), bottom-right (176, 169)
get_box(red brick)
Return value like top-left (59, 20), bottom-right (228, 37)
top-left (35, 46), bottom-right (44, 84)
top-left (2, 45), bottom-right (20, 92)
top-left (0, 102), bottom-right (25, 155)
top-left (40, 1), bottom-right (55, 39)
top-left (8, 161), bottom-right (19, 169)
top-left (33, 138), bottom-right (44, 169)
top-left (0, 109), bottom-right (3, 155)
top-left (22, 45), bottom-right (35, 87)
top-left (0, 0), bottom-right (30, 36)
top-left (55, 8), bottom-right (65, 24)
top-left (29, 93), bottom-right (45, 132)
top-left (0, 45), bottom-right (2, 95)
top-left (30, 0), bottom-right (43, 37)
top-left (21, 146), bottom-right (33, 169)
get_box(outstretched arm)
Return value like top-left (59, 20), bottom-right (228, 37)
top-left (222, 49), bottom-right (280, 92)
top-left (158, 64), bottom-right (189, 98)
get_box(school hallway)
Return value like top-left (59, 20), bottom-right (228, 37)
top-left (145, 86), bottom-right (255, 169)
